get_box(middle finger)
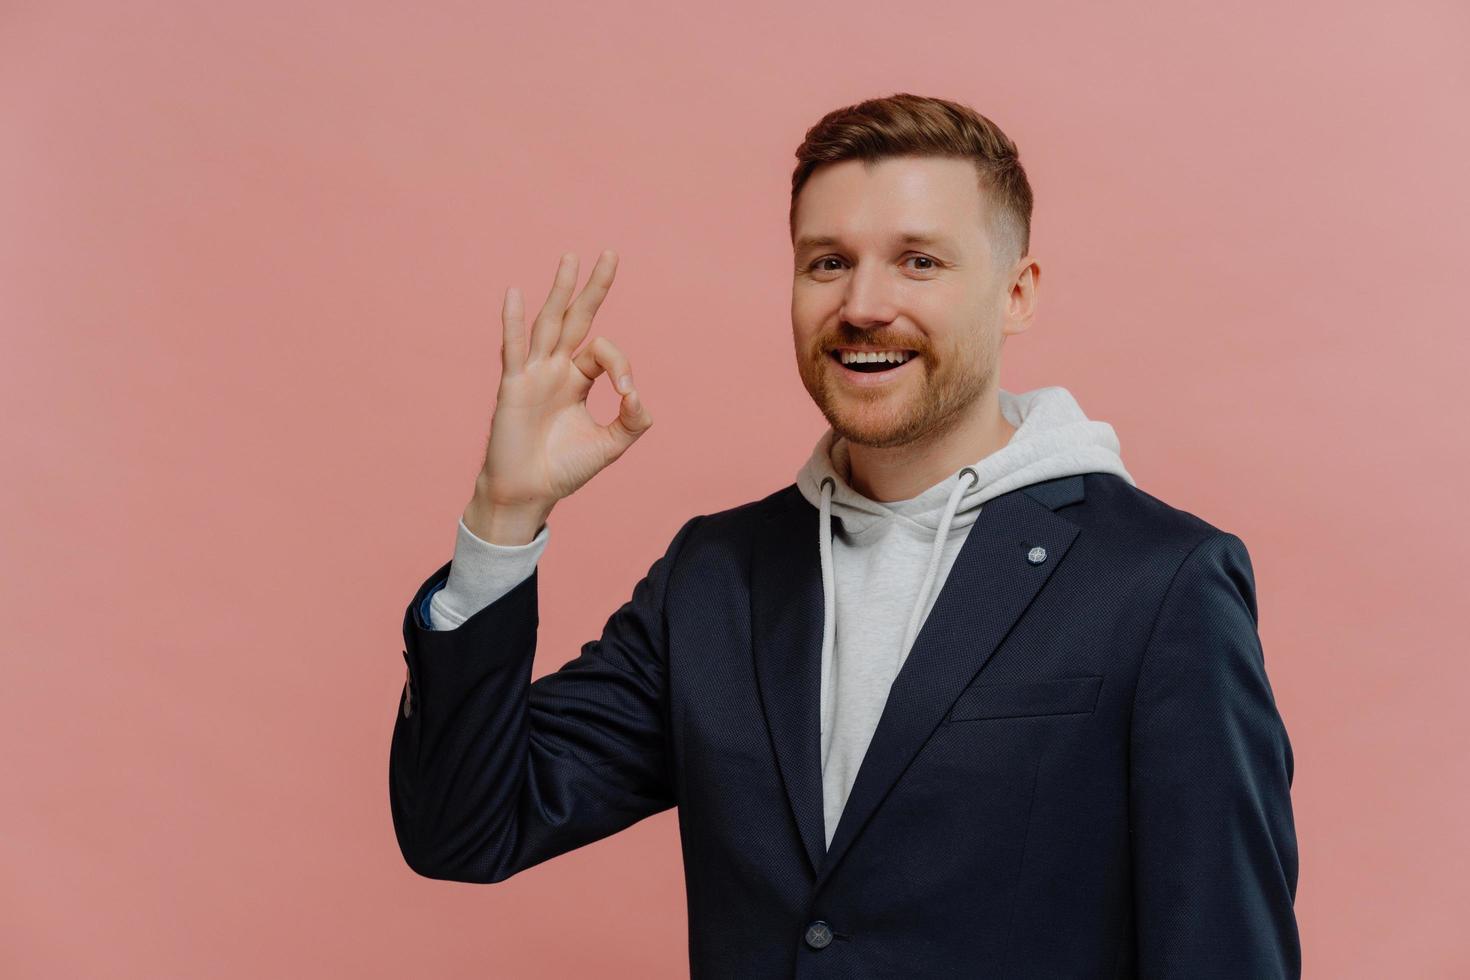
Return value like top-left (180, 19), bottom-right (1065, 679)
top-left (555, 249), bottom-right (618, 358)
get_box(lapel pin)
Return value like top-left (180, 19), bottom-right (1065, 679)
top-left (1026, 545), bottom-right (1048, 565)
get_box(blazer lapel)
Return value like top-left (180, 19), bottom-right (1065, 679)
top-left (751, 491), bottom-right (830, 877)
top-left (750, 475), bottom-right (1086, 888)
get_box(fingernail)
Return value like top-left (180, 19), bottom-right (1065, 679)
top-left (627, 389), bottom-right (640, 408)
top-left (618, 375), bottom-right (632, 393)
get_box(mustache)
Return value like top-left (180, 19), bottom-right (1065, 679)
top-left (821, 338), bottom-right (925, 352)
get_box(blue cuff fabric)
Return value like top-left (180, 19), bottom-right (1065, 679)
top-left (420, 578), bottom-right (449, 629)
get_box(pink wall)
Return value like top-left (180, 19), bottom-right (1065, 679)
top-left (4, 1), bottom-right (1467, 976)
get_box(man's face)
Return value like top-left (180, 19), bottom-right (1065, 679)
top-left (791, 155), bottom-right (1022, 449)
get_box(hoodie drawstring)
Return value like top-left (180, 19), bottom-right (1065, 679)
top-left (818, 465), bottom-right (980, 687)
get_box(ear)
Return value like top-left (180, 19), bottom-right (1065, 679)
top-left (1002, 257), bottom-right (1040, 334)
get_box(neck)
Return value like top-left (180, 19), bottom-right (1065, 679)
top-left (843, 393), bottom-right (1017, 503)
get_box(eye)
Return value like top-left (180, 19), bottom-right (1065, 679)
top-left (805, 253), bottom-right (942, 273)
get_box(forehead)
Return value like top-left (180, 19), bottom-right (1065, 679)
top-left (792, 155), bottom-right (986, 249)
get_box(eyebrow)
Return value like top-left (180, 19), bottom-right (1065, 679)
top-left (794, 231), bottom-right (958, 254)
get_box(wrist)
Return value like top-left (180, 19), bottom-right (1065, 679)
top-left (462, 495), bottom-right (551, 547)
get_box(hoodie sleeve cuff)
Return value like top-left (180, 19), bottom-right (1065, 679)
top-left (426, 516), bottom-right (550, 630)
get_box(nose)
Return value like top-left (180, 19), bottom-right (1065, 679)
top-left (839, 261), bottom-right (897, 328)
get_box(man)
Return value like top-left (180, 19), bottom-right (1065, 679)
top-left (390, 93), bottom-right (1300, 978)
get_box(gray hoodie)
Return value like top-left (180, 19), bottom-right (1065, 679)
top-left (793, 385), bottom-right (1134, 848)
top-left (424, 384), bottom-right (1134, 851)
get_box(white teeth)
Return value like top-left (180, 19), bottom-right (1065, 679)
top-left (838, 349), bottom-right (913, 365)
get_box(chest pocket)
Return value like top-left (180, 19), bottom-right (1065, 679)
top-left (947, 674), bottom-right (1103, 722)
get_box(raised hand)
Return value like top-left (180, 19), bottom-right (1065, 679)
top-left (463, 250), bottom-right (653, 545)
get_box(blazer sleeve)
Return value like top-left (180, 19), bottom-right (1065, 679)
top-left (389, 513), bottom-right (703, 883)
top-left (1129, 532), bottom-right (1301, 979)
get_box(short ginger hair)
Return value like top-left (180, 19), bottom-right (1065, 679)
top-left (789, 92), bottom-right (1034, 270)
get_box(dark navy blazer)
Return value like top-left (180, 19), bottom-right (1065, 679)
top-left (389, 473), bottom-right (1300, 978)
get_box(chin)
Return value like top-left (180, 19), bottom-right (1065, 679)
top-left (824, 405), bottom-right (925, 449)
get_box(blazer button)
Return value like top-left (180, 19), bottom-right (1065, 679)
top-left (804, 920), bottom-right (833, 949)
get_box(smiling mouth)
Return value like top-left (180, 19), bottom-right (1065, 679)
top-left (827, 350), bottom-right (919, 373)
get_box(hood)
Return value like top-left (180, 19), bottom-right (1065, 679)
top-left (794, 384), bottom-right (1135, 668)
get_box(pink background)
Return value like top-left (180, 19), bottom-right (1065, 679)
top-left (4, 1), bottom-right (1468, 976)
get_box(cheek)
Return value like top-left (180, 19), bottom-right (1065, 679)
top-left (790, 289), bottom-right (830, 322)
top-left (790, 308), bottom-right (831, 350)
